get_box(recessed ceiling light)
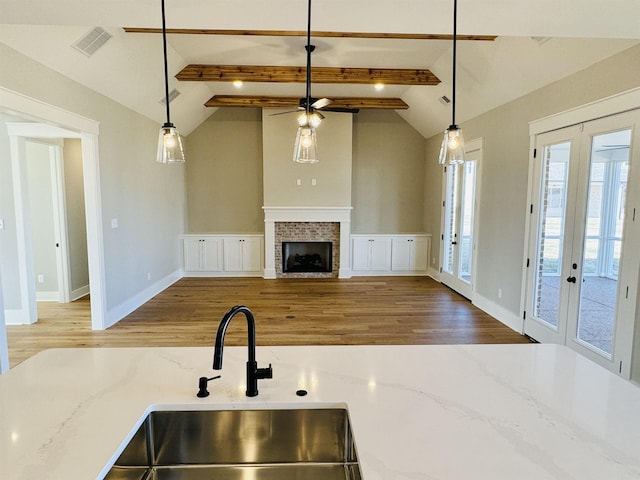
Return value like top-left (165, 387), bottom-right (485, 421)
top-left (233, 80), bottom-right (244, 88)
top-left (374, 83), bottom-right (384, 91)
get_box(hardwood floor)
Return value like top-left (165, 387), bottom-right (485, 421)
top-left (6, 276), bottom-right (531, 368)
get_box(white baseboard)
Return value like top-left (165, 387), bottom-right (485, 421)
top-left (472, 292), bottom-right (524, 333)
top-left (104, 269), bottom-right (182, 329)
top-left (427, 267), bottom-right (440, 281)
top-left (70, 284), bottom-right (90, 301)
top-left (36, 291), bottom-right (60, 302)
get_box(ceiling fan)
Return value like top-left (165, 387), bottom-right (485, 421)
top-left (272, 0), bottom-right (359, 126)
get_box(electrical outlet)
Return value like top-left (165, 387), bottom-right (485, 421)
top-left (498, 288), bottom-right (503, 299)
top-left (311, 178), bottom-right (317, 186)
top-left (296, 179), bottom-right (302, 186)
top-left (147, 272), bottom-right (151, 281)
top-left (37, 274), bottom-right (44, 283)
top-left (111, 218), bottom-right (118, 229)
top-left (0, 218), bottom-right (4, 229)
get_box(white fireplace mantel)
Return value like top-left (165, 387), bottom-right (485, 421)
top-left (263, 206), bottom-right (352, 279)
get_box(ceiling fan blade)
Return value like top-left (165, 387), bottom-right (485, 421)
top-left (269, 109), bottom-right (302, 116)
top-left (312, 97), bottom-right (332, 109)
top-left (322, 107), bottom-right (360, 114)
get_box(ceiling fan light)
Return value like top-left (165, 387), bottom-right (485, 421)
top-left (298, 111), bottom-right (322, 128)
top-left (438, 125), bottom-right (465, 165)
top-left (293, 126), bottom-right (318, 164)
top-left (157, 123), bottom-right (186, 164)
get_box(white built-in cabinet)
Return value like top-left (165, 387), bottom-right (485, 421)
top-left (223, 237), bottom-right (263, 273)
top-left (182, 234), bottom-right (263, 276)
top-left (351, 236), bottom-right (392, 272)
top-left (391, 236), bottom-right (429, 272)
top-left (351, 234), bottom-right (431, 275)
top-left (183, 237), bottom-right (223, 272)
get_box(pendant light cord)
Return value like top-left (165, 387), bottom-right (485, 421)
top-left (161, 0), bottom-right (171, 125)
top-left (305, 0), bottom-right (312, 115)
top-left (451, 0), bottom-right (458, 126)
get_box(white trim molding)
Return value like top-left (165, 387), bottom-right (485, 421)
top-left (530, 86), bottom-right (640, 135)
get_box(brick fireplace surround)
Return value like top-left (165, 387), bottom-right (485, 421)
top-left (263, 207), bottom-right (352, 279)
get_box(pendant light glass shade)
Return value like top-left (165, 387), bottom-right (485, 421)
top-left (157, 122), bottom-right (185, 164)
top-left (438, 124), bottom-right (465, 165)
top-left (439, 0), bottom-right (465, 166)
top-left (293, 126), bottom-right (318, 164)
top-left (156, 0), bottom-right (185, 164)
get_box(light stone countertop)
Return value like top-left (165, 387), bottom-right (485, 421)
top-left (1, 344), bottom-right (639, 479)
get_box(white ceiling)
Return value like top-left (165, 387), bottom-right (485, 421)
top-left (0, 0), bottom-right (638, 138)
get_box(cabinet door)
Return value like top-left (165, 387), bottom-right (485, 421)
top-left (184, 238), bottom-right (203, 272)
top-left (369, 238), bottom-right (392, 271)
top-left (202, 238), bottom-right (223, 271)
top-left (241, 237), bottom-right (263, 272)
top-left (391, 238), bottom-right (412, 271)
top-left (351, 237), bottom-right (371, 271)
top-left (223, 238), bottom-right (243, 272)
top-left (410, 237), bottom-right (429, 271)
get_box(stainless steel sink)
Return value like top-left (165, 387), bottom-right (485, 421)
top-left (104, 407), bottom-right (362, 480)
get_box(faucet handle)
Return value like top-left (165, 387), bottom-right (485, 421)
top-left (256, 363), bottom-right (273, 379)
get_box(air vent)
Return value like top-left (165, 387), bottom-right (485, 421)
top-left (531, 37), bottom-right (551, 46)
top-left (72, 27), bottom-right (112, 57)
top-left (159, 89), bottom-right (181, 105)
top-left (438, 95), bottom-right (451, 105)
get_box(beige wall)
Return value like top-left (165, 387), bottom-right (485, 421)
top-left (185, 108), bottom-right (428, 235)
top-left (63, 138), bottom-right (89, 294)
top-left (25, 140), bottom-right (58, 294)
top-left (352, 110), bottom-right (427, 233)
top-left (262, 108), bottom-right (352, 208)
top-left (185, 108), bottom-right (263, 233)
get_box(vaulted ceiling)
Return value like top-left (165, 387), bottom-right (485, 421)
top-left (0, 0), bottom-right (638, 138)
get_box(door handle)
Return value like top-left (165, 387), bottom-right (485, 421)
top-left (451, 241), bottom-right (458, 245)
top-left (566, 276), bottom-right (577, 283)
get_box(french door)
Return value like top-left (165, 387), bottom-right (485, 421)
top-left (524, 111), bottom-right (640, 375)
top-left (440, 140), bottom-right (481, 299)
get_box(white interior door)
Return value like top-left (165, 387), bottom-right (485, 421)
top-left (440, 140), bottom-right (480, 299)
top-left (524, 111), bottom-right (640, 376)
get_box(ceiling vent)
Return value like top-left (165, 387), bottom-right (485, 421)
top-left (72, 27), bottom-right (112, 57)
top-left (160, 89), bottom-right (181, 105)
top-left (531, 36), bottom-right (551, 46)
top-left (438, 95), bottom-right (451, 105)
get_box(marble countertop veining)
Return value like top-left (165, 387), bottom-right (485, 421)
top-left (1, 344), bottom-right (639, 479)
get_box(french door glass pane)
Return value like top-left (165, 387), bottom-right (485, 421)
top-left (459, 161), bottom-right (476, 283)
top-left (576, 129), bottom-right (631, 356)
top-left (443, 166), bottom-right (458, 275)
top-left (533, 143), bottom-right (570, 329)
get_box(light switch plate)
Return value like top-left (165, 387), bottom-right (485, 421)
top-left (111, 218), bottom-right (118, 229)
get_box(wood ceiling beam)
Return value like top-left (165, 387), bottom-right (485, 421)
top-left (123, 27), bottom-right (496, 42)
top-left (178, 65), bottom-right (439, 86)
top-left (205, 95), bottom-right (409, 109)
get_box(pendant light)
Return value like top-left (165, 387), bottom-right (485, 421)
top-left (438, 0), bottom-right (465, 165)
top-left (293, 0), bottom-right (319, 164)
top-left (156, 0), bottom-right (185, 164)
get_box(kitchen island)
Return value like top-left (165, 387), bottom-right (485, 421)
top-left (1, 344), bottom-right (639, 479)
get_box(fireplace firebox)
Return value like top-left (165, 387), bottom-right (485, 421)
top-left (282, 241), bottom-right (332, 273)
